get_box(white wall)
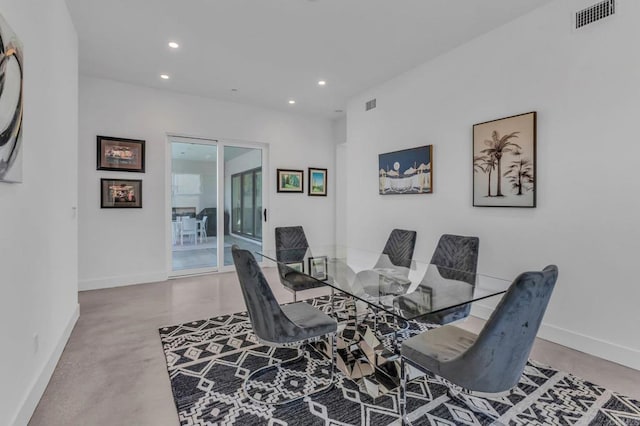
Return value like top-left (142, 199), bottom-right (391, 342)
top-left (0, 1), bottom-right (79, 424)
top-left (346, 0), bottom-right (640, 370)
top-left (78, 76), bottom-right (335, 289)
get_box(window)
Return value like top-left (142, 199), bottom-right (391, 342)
top-left (172, 173), bottom-right (202, 195)
top-left (231, 168), bottom-right (262, 239)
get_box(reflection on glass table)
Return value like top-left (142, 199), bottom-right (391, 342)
top-left (256, 245), bottom-right (511, 397)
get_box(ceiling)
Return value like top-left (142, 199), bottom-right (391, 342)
top-left (66, 0), bottom-right (554, 118)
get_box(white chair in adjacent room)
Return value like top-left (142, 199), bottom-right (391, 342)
top-left (181, 217), bottom-right (198, 245)
top-left (198, 215), bottom-right (208, 243)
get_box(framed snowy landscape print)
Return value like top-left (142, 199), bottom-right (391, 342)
top-left (473, 112), bottom-right (536, 207)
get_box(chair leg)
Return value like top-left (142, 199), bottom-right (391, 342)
top-left (400, 357), bottom-right (408, 425)
top-left (243, 342), bottom-right (336, 406)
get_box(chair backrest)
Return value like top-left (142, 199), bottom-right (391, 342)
top-left (274, 226), bottom-right (310, 277)
top-left (231, 246), bottom-right (300, 344)
top-left (376, 229), bottom-right (417, 269)
top-left (429, 234), bottom-right (479, 286)
top-left (462, 265), bottom-right (558, 393)
top-left (182, 217), bottom-right (197, 232)
top-left (201, 216), bottom-right (208, 227)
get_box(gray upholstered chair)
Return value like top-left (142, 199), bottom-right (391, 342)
top-left (275, 226), bottom-right (326, 301)
top-left (394, 234), bottom-right (479, 324)
top-left (362, 229), bottom-right (417, 297)
top-left (232, 245), bottom-right (338, 405)
top-left (399, 265), bottom-right (558, 424)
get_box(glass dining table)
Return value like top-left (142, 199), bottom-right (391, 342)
top-left (256, 245), bottom-right (511, 397)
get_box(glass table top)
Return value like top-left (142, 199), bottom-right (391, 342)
top-left (256, 245), bottom-right (511, 322)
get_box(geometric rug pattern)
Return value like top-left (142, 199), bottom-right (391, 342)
top-left (159, 295), bottom-right (640, 425)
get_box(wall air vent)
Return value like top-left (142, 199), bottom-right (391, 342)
top-left (365, 99), bottom-right (376, 111)
top-left (575, 0), bottom-right (615, 29)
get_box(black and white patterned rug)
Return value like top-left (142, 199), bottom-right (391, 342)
top-left (159, 296), bottom-right (640, 425)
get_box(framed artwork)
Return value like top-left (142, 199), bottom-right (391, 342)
top-left (277, 169), bottom-right (303, 193)
top-left (308, 256), bottom-right (328, 281)
top-left (97, 136), bottom-right (145, 172)
top-left (285, 262), bottom-right (304, 274)
top-left (0, 13), bottom-right (24, 183)
top-left (308, 167), bottom-right (327, 196)
top-left (379, 145), bottom-right (433, 195)
top-left (473, 111), bottom-right (536, 207)
top-left (101, 178), bottom-right (142, 208)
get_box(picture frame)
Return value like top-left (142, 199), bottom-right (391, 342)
top-left (97, 136), bottom-right (145, 173)
top-left (308, 256), bottom-right (328, 281)
top-left (473, 111), bottom-right (537, 208)
top-left (277, 169), bottom-right (304, 193)
top-left (379, 145), bottom-right (433, 195)
top-left (308, 167), bottom-right (327, 196)
top-left (101, 178), bottom-right (143, 208)
top-left (284, 261), bottom-right (304, 274)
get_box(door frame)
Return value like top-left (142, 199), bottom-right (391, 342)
top-left (166, 133), bottom-right (269, 277)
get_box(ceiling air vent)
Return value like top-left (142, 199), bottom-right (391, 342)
top-left (575, 0), bottom-right (615, 29)
top-left (365, 98), bottom-right (376, 111)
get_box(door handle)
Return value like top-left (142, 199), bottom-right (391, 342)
top-left (263, 209), bottom-right (267, 222)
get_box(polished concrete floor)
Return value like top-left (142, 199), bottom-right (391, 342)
top-left (30, 269), bottom-right (640, 425)
top-left (172, 235), bottom-right (261, 271)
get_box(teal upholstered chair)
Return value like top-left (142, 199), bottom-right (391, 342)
top-left (399, 265), bottom-right (558, 424)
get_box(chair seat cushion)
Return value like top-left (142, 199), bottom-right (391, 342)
top-left (281, 302), bottom-right (337, 338)
top-left (282, 271), bottom-right (326, 291)
top-left (402, 326), bottom-right (477, 375)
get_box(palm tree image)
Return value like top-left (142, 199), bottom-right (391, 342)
top-left (504, 150), bottom-right (534, 195)
top-left (481, 130), bottom-right (521, 197)
top-left (474, 154), bottom-right (497, 197)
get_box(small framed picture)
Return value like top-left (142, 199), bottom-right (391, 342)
top-left (101, 178), bottom-right (142, 208)
top-left (277, 169), bottom-right (304, 193)
top-left (308, 167), bottom-right (327, 196)
top-left (285, 262), bottom-right (304, 274)
top-left (97, 136), bottom-right (145, 172)
top-left (308, 256), bottom-right (328, 281)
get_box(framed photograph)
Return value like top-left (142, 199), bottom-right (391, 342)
top-left (379, 145), bottom-right (433, 195)
top-left (97, 136), bottom-right (145, 172)
top-left (473, 112), bottom-right (536, 207)
top-left (101, 178), bottom-right (142, 208)
top-left (285, 261), bottom-right (304, 274)
top-left (308, 167), bottom-right (327, 196)
top-left (277, 169), bottom-right (304, 193)
top-left (308, 256), bottom-right (328, 281)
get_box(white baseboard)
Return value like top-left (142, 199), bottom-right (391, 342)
top-left (79, 271), bottom-right (168, 291)
top-left (11, 304), bottom-right (80, 426)
top-left (471, 303), bottom-right (640, 371)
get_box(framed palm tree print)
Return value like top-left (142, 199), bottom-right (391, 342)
top-left (473, 112), bottom-right (536, 207)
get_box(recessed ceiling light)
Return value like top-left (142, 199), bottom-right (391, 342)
top-left (168, 41), bottom-right (179, 49)
top-left (288, 100), bottom-right (296, 105)
top-left (318, 80), bottom-right (326, 86)
top-left (160, 74), bottom-right (170, 80)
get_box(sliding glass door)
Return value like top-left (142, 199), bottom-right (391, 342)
top-left (169, 137), bottom-right (266, 275)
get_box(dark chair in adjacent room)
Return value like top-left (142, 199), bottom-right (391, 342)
top-left (275, 226), bottom-right (327, 301)
top-left (231, 246), bottom-right (338, 405)
top-left (394, 234), bottom-right (479, 325)
top-left (399, 265), bottom-right (558, 424)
